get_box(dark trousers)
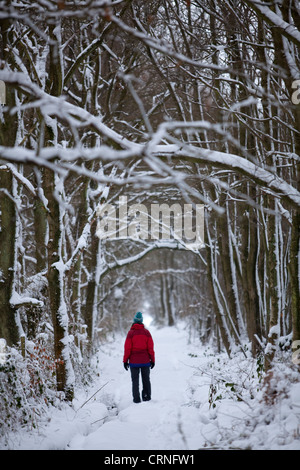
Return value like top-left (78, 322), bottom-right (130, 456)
top-left (130, 366), bottom-right (151, 403)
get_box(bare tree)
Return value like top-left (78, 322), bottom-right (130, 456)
top-left (0, 0), bottom-right (299, 402)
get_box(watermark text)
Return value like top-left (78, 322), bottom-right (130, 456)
top-left (0, 338), bottom-right (7, 365)
top-left (96, 196), bottom-right (204, 251)
top-left (292, 340), bottom-right (300, 365)
top-left (291, 80), bottom-right (300, 105)
top-left (0, 80), bottom-right (6, 105)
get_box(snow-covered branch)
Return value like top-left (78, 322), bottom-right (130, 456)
top-left (1, 70), bottom-right (300, 209)
top-left (10, 291), bottom-right (44, 309)
top-left (244, 0), bottom-right (300, 47)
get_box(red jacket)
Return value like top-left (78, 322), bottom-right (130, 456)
top-left (123, 323), bottom-right (155, 366)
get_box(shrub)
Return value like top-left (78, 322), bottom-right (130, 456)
top-left (0, 340), bottom-right (63, 435)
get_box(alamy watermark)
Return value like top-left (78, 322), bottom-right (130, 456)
top-left (292, 340), bottom-right (300, 365)
top-left (0, 338), bottom-right (7, 365)
top-left (96, 196), bottom-right (204, 250)
top-left (291, 80), bottom-right (300, 105)
top-left (0, 80), bottom-right (6, 105)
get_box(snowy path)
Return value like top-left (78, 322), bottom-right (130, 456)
top-left (68, 325), bottom-right (206, 450)
top-left (3, 323), bottom-right (300, 450)
top-left (6, 325), bottom-right (210, 450)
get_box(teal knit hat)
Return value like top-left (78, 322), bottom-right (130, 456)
top-left (133, 312), bottom-right (143, 324)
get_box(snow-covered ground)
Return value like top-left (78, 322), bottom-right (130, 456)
top-left (1, 323), bottom-right (300, 450)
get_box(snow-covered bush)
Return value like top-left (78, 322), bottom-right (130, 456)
top-left (0, 342), bottom-right (63, 435)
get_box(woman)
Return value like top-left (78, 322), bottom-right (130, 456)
top-left (123, 312), bottom-right (155, 403)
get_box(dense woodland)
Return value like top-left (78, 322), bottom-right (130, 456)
top-left (0, 0), bottom-right (300, 429)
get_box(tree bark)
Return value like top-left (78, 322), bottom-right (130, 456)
top-left (0, 168), bottom-right (18, 346)
top-left (0, 10), bottom-right (19, 345)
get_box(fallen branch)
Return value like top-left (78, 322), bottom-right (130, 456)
top-left (76, 381), bottom-right (110, 412)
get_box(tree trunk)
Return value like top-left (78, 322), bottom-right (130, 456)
top-left (0, 168), bottom-right (18, 346)
top-left (84, 217), bottom-right (99, 349)
top-left (43, 165), bottom-right (74, 400)
top-left (0, 17), bottom-right (18, 346)
top-left (205, 211), bottom-right (232, 356)
top-left (240, 189), bottom-right (261, 357)
top-left (33, 191), bottom-right (47, 273)
top-left (41, 16), bottom-right (74, 400)
top-left (217, 191), bottom-right (243, 345)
